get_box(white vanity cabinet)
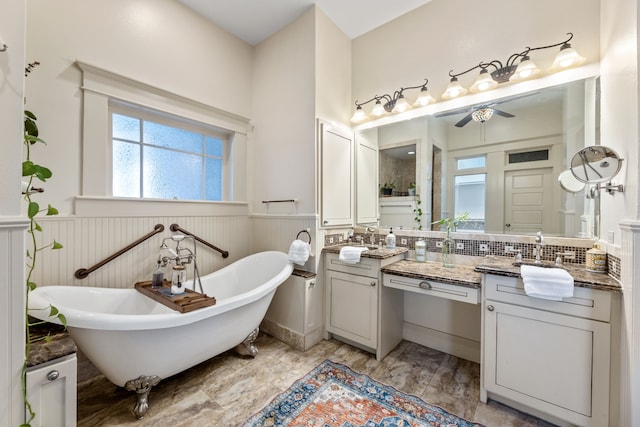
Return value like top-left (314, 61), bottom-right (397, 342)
top-left (26, 353), bottom-right (77, 427)
top-left (481, 273), bottom-right (612, 427)
top-left (324, 252), bottom-right (405, 360)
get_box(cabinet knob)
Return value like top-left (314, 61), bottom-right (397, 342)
top-left (370, 281), bottom-right (376, 287)
top-left (309, 281), bottom-right (315, 287)
top-left (47, 370), bottom-right (60, 381)
top-left (419, 281), bottom-right (432, 290)
top-left (323, 220), bottom-right (328, 224)
top-left (487, 305), bottom-right (495, 312)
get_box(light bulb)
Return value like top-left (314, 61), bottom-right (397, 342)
top-left (441, 77), bottom-right (467, 100)
top-left (350, 106), bottom-right (366, 123)
top-left (549, 43), bottom-right (585, 72)
top-left (470, 69), bottom-right (498, 93)
top-left (511, 56), bottom-right (541, 81)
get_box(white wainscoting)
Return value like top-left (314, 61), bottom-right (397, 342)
top-left (0, 218), bottom-right (29, 426)
top-left (33, 215), bottom-right (252, 288)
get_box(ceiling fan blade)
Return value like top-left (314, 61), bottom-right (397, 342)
top-left (493, 109), bottom-right (515, 118)
top-left (455, 114), bottom-right (474, 127)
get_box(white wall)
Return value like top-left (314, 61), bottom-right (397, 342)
top-left (352, 0), bottom-right (600, 110)
top-left (26, 0), bottom-right (254, 214)
top-left (600, 0), bottom-right (639, 425)
top-left (251, 8), bottom-right (316, 216)
top-left (0, 1), bottom-right (28, 424)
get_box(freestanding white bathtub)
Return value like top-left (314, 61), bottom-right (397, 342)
top-left (28, 251), bottom-right (293, 419)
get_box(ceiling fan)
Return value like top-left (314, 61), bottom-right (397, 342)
top-left (435, 92), bottom-right (538, 127)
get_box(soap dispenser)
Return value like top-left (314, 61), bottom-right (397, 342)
top-left (385, 228), bottom-right (396, 249)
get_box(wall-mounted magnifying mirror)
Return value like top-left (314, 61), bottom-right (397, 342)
top-left (570, 145), bottom-right (623, 183)
top-left (558, 169), bottom-right (586, 193)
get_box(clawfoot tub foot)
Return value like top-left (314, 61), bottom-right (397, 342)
top-left (124, 375), bottom-right (161, 419)
top-left (235, 327), bottom-right (259, 357)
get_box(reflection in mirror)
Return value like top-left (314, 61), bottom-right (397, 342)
top-left (570, 146), bottom-right (622, 183)
top-left (378, 143), bottom-right (418, 229)
top-left (369, 76), bottom-right (600, 238)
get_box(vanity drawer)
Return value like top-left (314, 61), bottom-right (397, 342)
top-left (325, 253), bottom-right (379, 279)
top-left (484, 274), bottom-right (611, 322)
top-left (383, 274), bottom-right (480, 304)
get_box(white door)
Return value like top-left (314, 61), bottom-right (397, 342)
top-left (504, 168), bottom-right (557, 234)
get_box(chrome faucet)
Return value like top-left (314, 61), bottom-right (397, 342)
top-left (533, 231), bottom-right (545, 264)
top-left (159, 234), bottom-right (203, 293)
top-left (365, 226), bottom-right (377, 246)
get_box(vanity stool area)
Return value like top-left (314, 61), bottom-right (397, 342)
top-left (26, 323), bottom-right (77, 427)
top-left (322, 247), bottom-right (621, 427)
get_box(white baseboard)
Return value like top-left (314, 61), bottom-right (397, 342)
top-left (403, 322), bottom-right (480, 363)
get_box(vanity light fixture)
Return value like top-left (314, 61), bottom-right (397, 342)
top-left (351, 79), bottom-right (435, 123)
top-left (441, 32), bottom-right (585, 100)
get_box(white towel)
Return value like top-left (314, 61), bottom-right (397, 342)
top-left (288, 239), bottom-right (311, 266)
top-left (520, 265), bottom-right (574, 301)
top-left (338, 246), bottom-right (369, 264)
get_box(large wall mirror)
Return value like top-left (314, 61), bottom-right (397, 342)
top-left (360, 76), bottom-right (600, 238)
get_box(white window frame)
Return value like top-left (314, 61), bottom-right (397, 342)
top-left (76, 61), bottom-right (250, 216)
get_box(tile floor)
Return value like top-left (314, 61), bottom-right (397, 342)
top-left (77, 334), bottom-right (556, 426)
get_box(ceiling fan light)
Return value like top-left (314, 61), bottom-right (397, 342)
top-left (469, 69), bottom-right (498, 93)
top-left (511, 56), bottom-right (541, 81)
top-left (441, 77), bottom-right (467, 100)
top-left (371, 100), bottom-right (386, 116)
top-left (414, 88), bottom-right (436, 106)
top-left (549, 43), bottom-right (585, 72)
top-left (392, 95), bottom-right (411, 113)
top-left (471, 108), bottom-right (494, 123)
top-left (350, 105), bottom-right (367, 123)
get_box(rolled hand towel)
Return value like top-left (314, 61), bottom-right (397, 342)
top-left (521, 265), bottom-right (574, 300)
top-left (339, 246), bottom-right (369, 264)
top-left (288, 239), bottom-right (311, 266)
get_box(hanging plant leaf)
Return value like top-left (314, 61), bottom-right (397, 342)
top-left (27, 202), bottom-right (39, 218)
top-left (46, 205), bottom-right (59, 216)
top-left (52, 240), bottom-right (63, 250)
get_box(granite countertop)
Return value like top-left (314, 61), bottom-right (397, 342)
top-left (323, 244), bottom-right (409, 259)
top-left (381, 260), bottom-right (482, 289)
top-left (475, 256), bottom-right (622, 293)
top-left (27, 321), bottom-right (76, 367)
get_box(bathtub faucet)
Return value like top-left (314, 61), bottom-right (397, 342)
top-left (159, 235), bottom-right (203, 293)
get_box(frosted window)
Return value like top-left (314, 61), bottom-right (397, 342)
top-left (144, 121), bottom-right (202, 153)
top-left (457, 156), bottom-right (486, 170)
top-left (206, 136), bottom-right (223, 157)
top-left (143, 146), bottom-right (203, 200)
top-left (113, 140), bottom-right (140, 197)
top-left (112, 109), bottom-right (227, 201)
top-left (206, 158), bottom-right (222, 200)
top-left (112, 114), bottom-right (140, 142)
top-left (454, 174), bottom-right (486, 231)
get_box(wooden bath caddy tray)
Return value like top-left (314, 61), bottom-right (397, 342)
top-left (134, 280), bottom-right (216, 313)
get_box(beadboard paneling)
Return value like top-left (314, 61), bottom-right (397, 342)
top-left (34, 216), bottom-right (252, 288)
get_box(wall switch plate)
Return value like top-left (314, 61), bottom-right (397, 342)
top-left (504, 245), bottom-right (514, 253)
top-left (479, 244), bottom-right (489, 251)
top-left (400, 238), bottom-right (407, 245)
top-left (456, 242), bottom-right (464, 250)
top-left (338, 235), bottom-right (343, 242)
top-left (607, 231), bottom-right (615, 244)
top-left (436, 241), bottom-right (443, 248)
top-left (329, 237), bottom-right (334, 244)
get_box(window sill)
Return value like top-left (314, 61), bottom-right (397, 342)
top-left (75, 196), bottom-right (249, 217)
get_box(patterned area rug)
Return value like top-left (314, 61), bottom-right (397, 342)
top-left (243, 359), bottom-right (484, 427)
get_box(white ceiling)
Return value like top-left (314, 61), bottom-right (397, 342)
top-left (178, 0), bottom-right (433, 45)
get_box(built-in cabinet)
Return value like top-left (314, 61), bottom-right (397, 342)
top-left (481, 274), bottom-right (612, 427)
top-left (355, 128), bottom-right (378, 224)
top-left (263, 271), bottom-right (322, 351)
top-left (319, 120), bottom-right (353, 227)
top-left (26, 353), bottom-right (77, 427)
top-left (324, 252), bottom-right (404, 360)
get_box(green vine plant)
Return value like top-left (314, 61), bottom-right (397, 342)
top-left (22, 109), bottom-right (66, 427)
top-left (413, 196), bottom-right (423, 230)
